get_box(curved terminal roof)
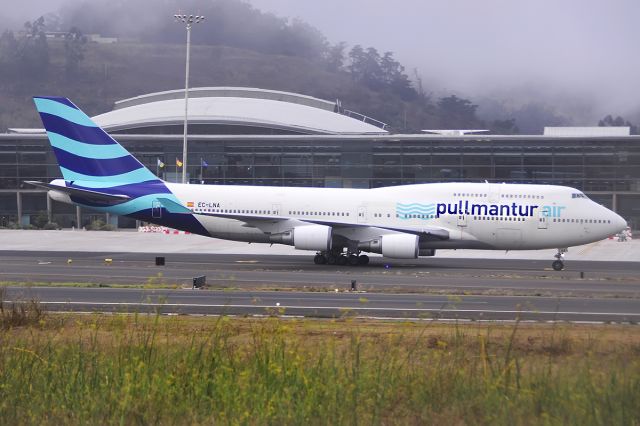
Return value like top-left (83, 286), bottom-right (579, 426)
top-left (91, 87), bottom-right (388, 135)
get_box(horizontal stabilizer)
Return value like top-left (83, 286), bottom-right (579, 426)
top-left (156, 197), bottom-right (193, 214)
top-left (24, 181), bottom-right (130, 205)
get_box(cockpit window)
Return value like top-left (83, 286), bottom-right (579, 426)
top-left (572, 193), bottom-right (588, 199)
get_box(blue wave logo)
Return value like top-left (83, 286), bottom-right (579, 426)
top-left (396, 202), bottom-right (435, 220)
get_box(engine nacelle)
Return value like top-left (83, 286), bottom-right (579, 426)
top-left (47, 180), bottom-right (72, 205)
top-left (269, 225), bottom-right (332, 251)
top-left (359, 233), bottom-right (419, 259)
top-left (48, 189), bottom-right (72, 205)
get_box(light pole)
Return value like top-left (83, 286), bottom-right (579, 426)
top-left (174, 14), bottom-right (205, 184)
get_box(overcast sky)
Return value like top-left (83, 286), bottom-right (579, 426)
top-left (248, 0), bottom-right (640, 118)
top-left (6, 0), bottom-right (640, 119)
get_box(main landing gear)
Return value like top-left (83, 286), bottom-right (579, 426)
top-left (313, 249), bottom-right (369, 266)
top-left (552, 248), bottom-right (568, 271)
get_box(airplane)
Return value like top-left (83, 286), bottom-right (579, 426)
top-left (27, 97), bottom-right (627, 271)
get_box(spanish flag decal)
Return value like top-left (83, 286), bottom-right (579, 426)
top-left (186, 201), bottom-right (194, 208)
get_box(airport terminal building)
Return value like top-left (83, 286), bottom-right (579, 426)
top-left (1, 87), bottom-right (639, 229)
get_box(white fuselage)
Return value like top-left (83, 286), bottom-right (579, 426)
top-left (165, 182), bottom-right (626, 251)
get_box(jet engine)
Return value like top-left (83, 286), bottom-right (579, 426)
top-left (359, 233), bottom-right (419, 259)
top-left (269, 224), bottom-right (332, 251)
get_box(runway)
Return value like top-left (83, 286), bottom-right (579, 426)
top-left (0, 251), bottom-right (638, 297)
top-left (4, 286), bottom-right (640, 322)
top-left (1, 250), bottom-right (639, 322)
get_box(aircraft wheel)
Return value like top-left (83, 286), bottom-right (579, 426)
top-left (314, 254), bottom-right (326, 265)
top-left (348, 255), bottom-right (359, 266)
top-left (326, 254), bottom-right (337, 265)
top-left (337, 255), bottom-right (348, 266)
top-left (552, 260), bottom-right (564, 271)
top-left (358, 255), bottom-right (370, 266)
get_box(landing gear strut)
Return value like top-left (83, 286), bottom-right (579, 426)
top-left (314, 250), bottom-right (369, 266)
top-left (552, 248), bottom-right (567, 271)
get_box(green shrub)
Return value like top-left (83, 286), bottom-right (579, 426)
top-left (32, 210), bottom-right (49, 229)
top-left (86, 219), bottom-right (114, 231)
top-left (0, 287), bottom-right (47, 329)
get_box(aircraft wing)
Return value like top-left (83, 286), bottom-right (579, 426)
top-left (190, 210), bottom-right (450, 240)
top-left (298, 218), bottom-right (450, 240)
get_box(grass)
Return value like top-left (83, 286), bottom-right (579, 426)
top-left (0, 280), bottom-right (183, 290)
top-left (0, 287), bottom-right (47, 329)
top-left (0, 303), bottom-right (639, 425)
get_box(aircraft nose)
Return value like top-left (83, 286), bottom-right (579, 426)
top-left (611, 212), bottom-right (627, 233)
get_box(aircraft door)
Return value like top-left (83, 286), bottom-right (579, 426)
top-left (457, 214), bottom-right (467, 227)
top-left (537, 209), bottom-right (548, 229)
top-left (488, 184), bottom-right (501, 204)
top-left (357, 206), bottom-right (367, 223)
top-left (272, 204), bottom-right (281, 216)
top-left (152, 201), bottom-right (162, 219)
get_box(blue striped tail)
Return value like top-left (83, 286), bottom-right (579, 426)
top-left (33, 97), bottom-right (159, 185)
top-left (32, 96), bottom-right (210, 237)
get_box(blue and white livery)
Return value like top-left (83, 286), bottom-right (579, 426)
top-left (30, 97), bottom-right (627, 270)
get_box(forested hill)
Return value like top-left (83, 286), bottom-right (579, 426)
top-left (0, 0), bottom-right (633, 133)
top-left (0, 40), bottom-right (460, 133)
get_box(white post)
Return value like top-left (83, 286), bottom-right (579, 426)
top-left (182, 24), bottom-right (191, 184)
top-left (174, 14), bottom-right (204, 185)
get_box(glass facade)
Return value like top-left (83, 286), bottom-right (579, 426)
top-left (1, 133), bottom-right (639, 229)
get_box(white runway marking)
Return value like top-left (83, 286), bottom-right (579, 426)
top-left (26, 301), bottom-right (640, 317)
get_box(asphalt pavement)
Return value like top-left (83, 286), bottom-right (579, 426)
top-left (1, 230), bottom-right (638, 323)
top-left (4, 286), bottom-right (640, 323)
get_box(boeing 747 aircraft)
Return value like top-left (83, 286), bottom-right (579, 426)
top-left (28, 97), bottom-right (627, 270)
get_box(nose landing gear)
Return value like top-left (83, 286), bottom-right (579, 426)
top-left (552, 248), bottom-right (568, 271)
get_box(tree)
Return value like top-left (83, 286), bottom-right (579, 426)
top-left (348, 44), bottom-right (366, 79)
top-left (598, 114), bottom-right (638, 134)
top-left (380, 51), bottom-right (402, 84)
top-left (0, 30), bottom-right (19, 79)
top-left (348, 45), bottom-right (383, 89)
top-left (325, 41), bottom-right (346, 72)
top-left (282, 18), bottom-right (327, 60)
top-left (18, 17), bottom-right (49, 80)
top-left (347, 46), bottom-right (416, 98)
top-left (380, 51), bottom-right (415, 100)
top-left (64, 27), bottom-right (87, 77)
top-left (510, 102), bottom-right (569, 134)
top-left (437, 95), bottom-right (478, 128)
top-left (361, 47), bottom-right (383, 89)
top-left (490, 118), bottom-right (519, 135)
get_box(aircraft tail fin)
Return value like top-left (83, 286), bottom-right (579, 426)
top-left (33, 97), bottom-right (160, 186)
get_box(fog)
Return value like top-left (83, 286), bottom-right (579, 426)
top-left (248, 0), bottom-right (640, 122)
top-left (4, 0), bottom-right (640, 124)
